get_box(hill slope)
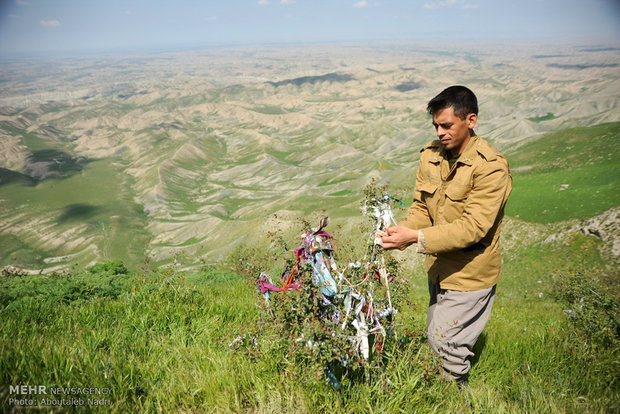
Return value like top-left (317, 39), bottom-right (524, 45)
top-left (0, 43), bottom-right (618, 270)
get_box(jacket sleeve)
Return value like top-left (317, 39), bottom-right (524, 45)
top-left (421, 159), bottom-right (511, 254)
top-left (399, 164), bottom-right (433, 230)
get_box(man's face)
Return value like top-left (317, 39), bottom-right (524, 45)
top-left (432, 106), bottom-right (477, 154)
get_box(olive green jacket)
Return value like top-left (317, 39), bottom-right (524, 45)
top-left (400, 135), bottom-right (512, 291)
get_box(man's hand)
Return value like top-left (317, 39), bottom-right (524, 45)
top-left (381, 226), bottom-right (418, 251)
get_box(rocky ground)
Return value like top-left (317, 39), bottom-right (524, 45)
top-left (542, 207), bottom-right (620, 263)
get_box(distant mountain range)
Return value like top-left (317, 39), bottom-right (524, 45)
top-left (1, 43), bottom-right (618, 270)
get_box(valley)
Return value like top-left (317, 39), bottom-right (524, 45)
top-left (0, 42), bottom-right (618, 270)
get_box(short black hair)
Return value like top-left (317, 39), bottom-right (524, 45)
top-left (427, 85), bottom-right (478, 120)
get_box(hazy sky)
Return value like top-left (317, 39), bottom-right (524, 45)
top-left (0, 0), bottom-right (619, 54)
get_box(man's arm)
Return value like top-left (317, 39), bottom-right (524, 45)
top-left (421, 160), bottom-right (511, 254)
top-left (383, 152), bottom-right (433, 251)
top-left (399, 162), bottom-right (433, 231)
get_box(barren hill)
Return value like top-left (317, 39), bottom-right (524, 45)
top-left (0, 43), bottom-right (618, 269)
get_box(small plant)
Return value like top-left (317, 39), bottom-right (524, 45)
top-left (551, 266), bottom-right (619, 347)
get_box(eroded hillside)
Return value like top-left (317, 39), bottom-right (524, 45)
top-left (0, 43), bottom-right (618, 269)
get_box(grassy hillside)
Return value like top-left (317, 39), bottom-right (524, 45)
top-left (0, 158), bottom-right (150, 269)
top-left (1, 233), bottom-right (617, 412)
top-left (1, 46), bottom-right (619, 412)
top-left (2, 120), bottom-right (618, 270)
top-left (505, 122), bottom-right (620, 223)
top-left (1, 44), bottom-right (619, 270)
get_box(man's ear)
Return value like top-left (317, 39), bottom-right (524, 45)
top-left (467, 113), bottom-right (477, 130)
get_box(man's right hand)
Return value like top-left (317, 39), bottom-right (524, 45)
top-left (381, 226), bottom-right (418, 251)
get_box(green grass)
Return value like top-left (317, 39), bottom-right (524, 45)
top-left (328, 189), bottom-right (354, 196)
top-left (506, 122), bottom-right (620, 222)
top-left (176, 237), bottom-right (206, 247)
top-left (0, 159), bottom-right (150, 269)
top-left (265, 148), bottom-right (298, 165)
top-left (318, 177), bottom-right (357, 187)
top-left (527, 112), bottom-right (556, 122)
top-left (506, 122), bottom-right (618, 172)
top-left (250, 105), bottom-right (287, 115)
top-left (0, 233), bottom-right (617, 412)
top-left (0, 234), bottom-right (47, 268)
top-left (5, 127), bottom-right (55, 152)
top-left (41, 103), bottom-right (71, 113)
top-left (507, 161), bottom-right (619, 222)
top-left (0, 103), bottom-right (618, 410)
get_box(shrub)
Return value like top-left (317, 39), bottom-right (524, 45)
top-left (551, 266), bottom-right (619, 347)
top-left (231, 180), bottom-right (423, 387)
top-left (88, 259), bottom-right (129, 275)
top-left (1, 266), bottom-right (28, 278)
top-left (0, 267), bottom-right (134, 310)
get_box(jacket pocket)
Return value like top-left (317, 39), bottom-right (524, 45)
top-left (445, 183), bottom-right (471, 201)
top-left (418, 182), bottom-right (438, 195)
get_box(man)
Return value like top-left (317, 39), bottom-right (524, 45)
top-left (382, 85), bottom-right (512, 385)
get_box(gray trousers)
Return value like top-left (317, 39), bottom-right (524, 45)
top-left (427, 279), bottom-right (496, 380)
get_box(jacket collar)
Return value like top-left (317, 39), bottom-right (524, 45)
top-left (439, 135), bottom-right (478, 166)
top-left (457, 135), bottom-right (479, 165)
